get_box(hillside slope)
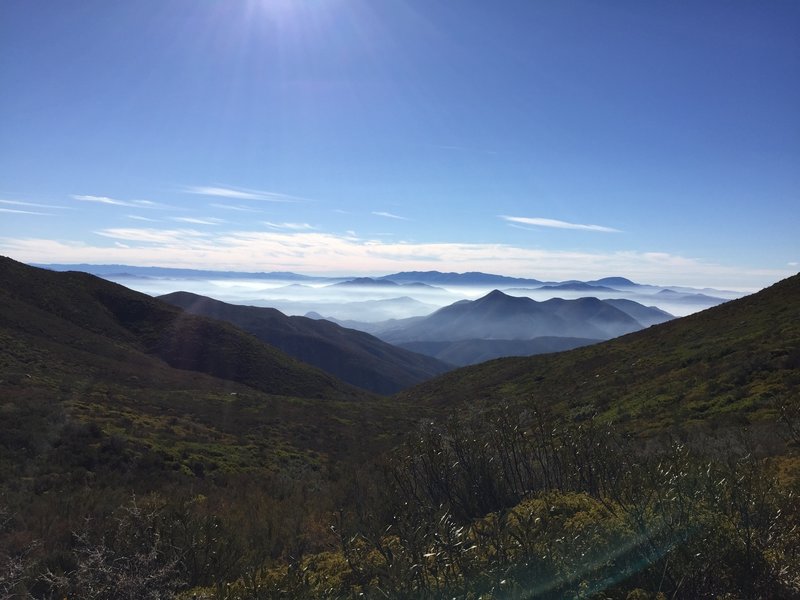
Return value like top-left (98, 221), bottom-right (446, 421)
top-left (398, 336), bottom-right (600, 366)
top-left (397, 273), bottom-right (800, 433)
top-left (0, 257), bottom-right (360, 400)
top-left (0, 257), bottom-right (431, 493)
top-left (159, 291), bottom-right (453, 394)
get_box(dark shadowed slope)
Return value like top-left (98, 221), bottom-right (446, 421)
top-left (159, 291), bottom-right (453, 394)
top-left (379, 290), bottom-right (659, 343)
top-left (397, 273), bottom-right (800, 433)
top-left (0, 257), bottom-right (362, 400)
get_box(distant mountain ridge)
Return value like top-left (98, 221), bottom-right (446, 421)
top-left (159, 291), bottom-right (453, 394)
top-left (378, 289), bottom-right (672, 343)
top-left (380, 270), bottom-right (544, 286)
top-left (330, 277), bottom-right (444, 291)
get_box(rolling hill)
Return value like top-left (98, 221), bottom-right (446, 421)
top-left (159, 291), bottom-right (453, 394)
top-left (0, 257), bottom-right (360, 400)
top-left (1, 257), bottom-right (438, 596)
top-left (0, 256), bottom-right (424, 489)
top-left (397, 273), bottom-right (800, 435)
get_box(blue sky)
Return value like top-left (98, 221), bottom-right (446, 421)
top-left (1, 0), bottom-right (797, 289)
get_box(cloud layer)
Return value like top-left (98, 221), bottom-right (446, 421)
top-left (1, 228), bottom-right (787, 289)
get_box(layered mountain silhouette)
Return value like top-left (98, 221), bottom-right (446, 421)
top-left (159, 291), bottom-right (453, 394)
top-left (377, 289), bottom-right (673, 344)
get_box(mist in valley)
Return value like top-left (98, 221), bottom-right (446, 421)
top-left (102, 273), bottom-right (741, 327)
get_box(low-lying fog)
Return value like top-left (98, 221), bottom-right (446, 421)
top-left (106, 275), bottom-right (743, 323)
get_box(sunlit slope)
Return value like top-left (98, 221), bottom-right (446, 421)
top-left (159, 291), bottom-right (453, 394)
top-left (397, 273), bottom-right (800, 431)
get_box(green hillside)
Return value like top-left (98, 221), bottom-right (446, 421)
top-left (0, 257), bottom-right (423, 595)
top-left (0, 257), bottom-right (364, 400)
top-left (2, 260), bottom-right (799, 599)
top-left (398, 272), bottom-right (800, 435)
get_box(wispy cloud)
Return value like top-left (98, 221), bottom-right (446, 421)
top-left (501, 215), bottom-right (621, 233)
top-left (209, 203), bottom-right (261, 213)
top-left (172, 216), bottom-right (226, 225)
top-left (127, 215), bottom-right (160, 222)
top-left (184, 185), bottom-right (305, 202)
top-left (0, 207), bottom-right (54, 216)
top-left (73, 194), bottom-right (134, 207)
top-left (373, 211), bottom-right (410, 221)
top-left (93, 228), bottom-right (210, 244)
top-left (71, 194), bottom-right (163, 209)
top-left (1, 199), bottom-right (72, 210)
top-left (263, 221), bottom-right (315, 231)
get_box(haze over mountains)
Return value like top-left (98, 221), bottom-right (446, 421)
top-left (159, 291), bottom-right (452, 394)
top-left (37, 264), bottom-right (739, 322)
top-left (31, 262), bottom-right (744, 367)
top-left (363, 289), bottom-right (672, 365)
top-left (377, 290), bottom-right (669, 343)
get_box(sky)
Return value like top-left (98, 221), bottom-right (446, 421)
top-left (1, 0), bottom-right (798, 290)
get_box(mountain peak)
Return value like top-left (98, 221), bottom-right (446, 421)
top-left (484, 289), bottom-right (510, 299)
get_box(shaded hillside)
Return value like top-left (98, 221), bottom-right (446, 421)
top-left (0, 257), bottom-right (436, 503)
top-left (379, 290), bottom-right (665, 343)
top-left (0, 257), bottom-right (359, 400)
top-left (159, 291), bottom-right (453, 394)
top-left (397, 273), bottom-right (800, 433)
top-left (399, 336), bottom-right (600, 366)
top-left (1, 258), bottom-right (435, 597)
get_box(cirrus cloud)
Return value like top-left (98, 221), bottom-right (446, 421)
top-left (184, 185), bottom-right (306, 202)
top-left (501, 215), bottom-right (621, 233)
top-left (373, 211), bottom-right (410, 221)
top-left (72, 195), bottom-right (163, 209)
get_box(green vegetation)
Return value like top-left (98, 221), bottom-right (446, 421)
top-left (1, 258), bottom-right (798, 598)
top-left (398, 274), bottom-right (800, 437)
